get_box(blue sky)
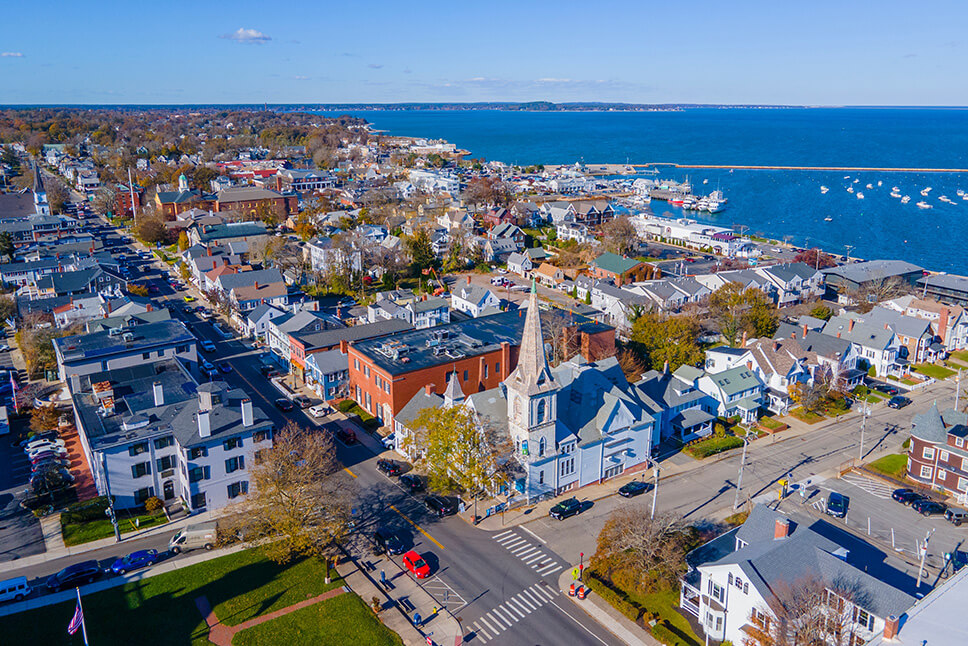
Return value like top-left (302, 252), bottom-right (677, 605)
top-left (0, 0), bottom-right (964, 105)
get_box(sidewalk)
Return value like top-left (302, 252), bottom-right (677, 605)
top-left (0, 509), bottom-right (217, 575)
top-left (556, 566), bottom-right (656, 646)
top-left (339, 545), bottom-right (463, 646)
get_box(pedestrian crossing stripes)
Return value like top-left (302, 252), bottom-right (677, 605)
top-left (491, 529), bottom-right (564, 577)
top-left (468, 582), bottom-right (558, 643)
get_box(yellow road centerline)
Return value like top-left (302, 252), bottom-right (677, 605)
top-left (343, 467), bottom-right (357, 478)
top-left (389, 504), bottom-right (445, 550)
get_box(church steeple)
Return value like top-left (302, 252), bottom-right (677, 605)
top-left (507, 279), bottom-right (555, 396)
top-left (178, 173), bottom-right (189, 194)
top-left (443, 368), bottom-right (464, 407)
top-left (32, 160), bottom-right (49, 216)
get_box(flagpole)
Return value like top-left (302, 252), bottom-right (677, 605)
top-left (76, 587), bottom-right (89, 646)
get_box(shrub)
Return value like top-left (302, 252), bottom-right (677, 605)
top-left (868, 366), bottom-right (876, 377)
top-left (902, 436), bottom-right (911, 449)
top-left (337, 400), bottom-right (356, 413)
top-left (683, 435), bottom-right (744, 459)
top-left (650, 620), bottom-right (694, 646)
top-left (62, 496), bottom-right (111, 524)
top-left (144, 496), bottom-right (164, 513)
top-left (583, 572), bottom-right (644, 622)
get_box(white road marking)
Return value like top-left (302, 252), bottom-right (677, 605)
top-left (516, 546), bottom-right (540, 558)
top-left (479, 615), bottom-right (500, 634)
top-left (490, 608), bottom-right (514, 628)
top-left (531, 557), bottom-right (553, 569)
top-left (524, 552), bottom-right (546, 564)
top-left (492, 530), bottom-right (514, 539)
top-left (509, 596), bottom-right (531, 614)
top-left (537, 562), bottom-right (562, 575)
top-left (496, 534), bottom-right (521, 545)
top-left (515, 593), bottom-right (536, 611)
top-left (549, 600), bottom-right (610, 645)
top-left (531, 584), bottom-right (556, 601)
top-left (503, 601), bottom-right (526, 620)
top-left (521, 526), bottom-right (547, 544)
top-left (472, 624), bottom-right (489, 643)
top-left (511, 543), bottom-right (534, 555)
top-left (523, 588), bottom-right (545, 606)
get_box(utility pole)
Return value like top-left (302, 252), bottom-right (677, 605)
top-left (650, 459), bottom-right (660, 520)
top-left (844, 245), bottom-right (854, 262)
top-left (956, 369), bottom-right (962, 411)
top-left (733, 431), bottom-right (753, 510)
top-left (917, 529), bottom-right (935, 590)
top-left (858, 403), bottom-right (871, 462)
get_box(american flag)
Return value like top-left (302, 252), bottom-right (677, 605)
top-left (67, 601), bottom-right (84, 635)
top-left (9, 372), bottom-right (18, 414)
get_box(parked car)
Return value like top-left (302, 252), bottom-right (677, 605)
top-left (28, 447), bottom-right (68, 462)
top-left (0, 576), bottom-right (31, 603)
top-left (892, 488), bottom-right (923, 505)
top-left (200, 360), bottom-right (218, 378)
top-left (274, 398), bottom-right (295, 412)
top-left (825, 492), bottom-right (850, 518)
top-left (24, 438), bottom-right (66, 453)
top-left (618, 480), bottom-right (651, 498)
top-left (402, 550), bottom-right (430, 579)
top-left (46, 560), bottom-right (102, 591)
top-left (109, 549), bottom-right (159, 575)
top-left (871, 383), bottom-right (899, 396)
top-left (912, 499), bottom-right (947, 517)
top-left (399, 474), bottom-right (424, 494)
top-left (376, 459), bottom-right (402, 477)
top-left (199, 340), bottom-right (216, 353)
top-left (259, 364), bottom-right (281, 378)
top-left (30, 457), bottom-right (70, 471)
top-left (425, 495), bottom-right (457, 517)
top-left (308, 404), bottom-right (330, 418)
top-left (292, 395), bottom-right (312, 409)
top-left (381, 433), bottom-right (396, 449)
top-left (183, 295), bottom-right (196, 303)
top-left (549, 498), bottom-right (583, 520)
top-left (887, 395), bottom-right (911, 409)
top-left (374, 528), bottom-right (405, 555)
top-left (217, 362), bottom-right (233, 374)
top-left (20, 431), bottom-right (60, 447)
top-left (335, 427), bottom-right (356, 445)
top-left (944, 507), bottom-right (968, 526)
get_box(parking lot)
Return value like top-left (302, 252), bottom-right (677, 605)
top-left (0, 426), bottom-right (45, 562)
top-left (782, 472), bottom-right (967, 578)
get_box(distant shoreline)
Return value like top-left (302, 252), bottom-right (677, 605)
top-left (3, 103), bottom-right (967, 111)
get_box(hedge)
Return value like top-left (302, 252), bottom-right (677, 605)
top-left (583, 572), bottom-right (644, 622)
top-left (683, 435), bottom-right (744, 459)
top-left (651, 620), bottom-right (694, 646)
top-left (62, 496), bottom-right (111, 524)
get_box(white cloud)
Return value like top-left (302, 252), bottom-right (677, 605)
top-left (221, 28), bottom-right (271, 44)
top-left (1, 52), bottom-right (24, 58)
top-left (535, 78), bottom-right (572, 83)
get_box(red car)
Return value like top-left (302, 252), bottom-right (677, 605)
top-left (402, 550), bottom-right (430, 579)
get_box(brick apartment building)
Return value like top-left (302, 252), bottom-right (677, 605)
top-left (347, 307), bottom-right (615, 424)
top-left (907, 402), bottom-right (968, 503)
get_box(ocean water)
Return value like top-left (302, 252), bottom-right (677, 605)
top-left (321, 108), bottom-right (968, 273)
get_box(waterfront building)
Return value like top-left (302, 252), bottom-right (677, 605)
top-left (907, 403), bottom-right (968, 504)
top-left (821, 260), bottom-right (924, 303)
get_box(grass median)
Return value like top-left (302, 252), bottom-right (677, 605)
top-left (0, 548), bottom-right (374, 645)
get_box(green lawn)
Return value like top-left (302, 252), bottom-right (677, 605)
top-left (912, 363), bottom-right (956, 380)
top-left (951, 350), bottom-right (968, 363)
top-left (0, 549), bottom-right (348, 645)
top-left (789, 407), bottom-right (825, 424)
top-left (867, 454), bottom-right (909, 480)
top-left (627, 588), bottom-right (701, 646)
top-left (758, 417), bottom-right (786, 431)
top-left (683, 435), bottom-right (744, 459)
top-left (62, 511), bottom-right (169, 546)
top-left (234, 591), bottom-right (403, 646)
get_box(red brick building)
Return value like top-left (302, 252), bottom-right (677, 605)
top-left (347, 308), bottom-right (615, 424)
top-left (907, 403), bottom-right (968, 500)
top-left (114, 183), bottom-right (144, 217)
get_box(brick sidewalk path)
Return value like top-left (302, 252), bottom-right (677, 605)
top-left (195, 587), bottom-right (347, 646)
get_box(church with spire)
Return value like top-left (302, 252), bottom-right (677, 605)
top-left (32, 160), bottom-right (50, 216)
top-left (393, 280), bottom-right (658, 501)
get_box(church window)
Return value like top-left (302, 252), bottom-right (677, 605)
top-left (539, 437), bottom-right (546, 457)
top-left (537, 400), bottom-right (546, 424)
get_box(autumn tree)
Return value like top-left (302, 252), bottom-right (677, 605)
top-left (222, 422), bottom-right (354, 564)
top-left (600, 216), bottom-right (640, 256)
top-left (809, 303), bottom-right (832, 321)
top-left (0, 232), bottom-right (14, 262)
top-left (591, 509), bottom-right (698, 595)
top-left (92, 186), bottom-right (119, 215)
top-left (794, 247), bottom-right (837, 269)
top-left (629, 312), bottom-right (705, 372)
top-left (0, 295), bottom-right (16, 322)
top-left (29, 405), bottom-right (62, 434)
top-left (616, 346), bottom-right (647, 382)
top-left (132, 216), bottom-right (169, 245)
top-left (177, 230), bottom-right (190, 251)
top-left (46, 178), bottom-right (69, 214)
top-left (463, 177), bottom-right (511, 208)
top-left (408, 405), bottom-right (512, 495)
top-left (850, 276), bottom-right (910, 313)
top-left (788, 381), bottom-right (829, 414)
top-left (707, 283), bottom-right (779, 346)
top-left (404, 228), bottom-right (436, 272)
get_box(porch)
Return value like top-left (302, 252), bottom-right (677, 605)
top-left (671, 408), bottom-right (715, 443)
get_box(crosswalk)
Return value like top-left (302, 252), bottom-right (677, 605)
top-left (841, 473), bottom-right (895, 499)
top-left (491, 529), bottom-right (565, 578)
top-left (468, 582), bottom-right (558, 643)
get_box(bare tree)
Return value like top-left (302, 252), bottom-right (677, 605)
top-left (850, 277), bottom-right (910, 313)
top-left (222, 422), bottom-right (355, 564)
top-left (600, 216), bottom-right (640, 256)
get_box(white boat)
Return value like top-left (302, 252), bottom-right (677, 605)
top-left (892, 186), bottom-right (900, 192)
top-left (917, 201), bottom-right (933, 209)
top-left (963, 194), bottom-right (968, 201)
top-left (853, 179), bottom-right (860, 184)
top-left (820, 185), bottom-right (829, 194)
top-left (921, 187), bottom-right (932, 196)
top-left (844, 175), bottom-right (851, 179)
top-left (866, 183), bottom-right (873, 189)
top-left (824, 216), bottom-right (833, 222)
top-left (890, 191), bottom-right (902, 198)
top-left (957, 189), bottom-right (965, 196)
top-left (877, 181), bottom-right (883, 187)
top-left (901, 195), bottom-right (911, 204)
top-left (708, 190), bottom-right (727, 203)
top-left (702, 179), bottom-right (708, 184)
top-left (847, 186), bottom-right (854, 193)
top-left (707, 200), bottom-right (724, 213)
top-left (856, 192), bottom-right (865, 199)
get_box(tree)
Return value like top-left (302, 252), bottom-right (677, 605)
top-left (591, 509), bottom-right (697, 595)
top-left (127, 284), bottom-right (149, 297)
top-left (463, 177), bottom-right (511, 208)
top-left (133, 216), bottom-right (169, 245)
top-left (794, 247), bottom-right (837, 269)
top-left (0, 232), bottom-right (14, 262)
top-left (408, 405), bottom-right (512, 495)
top-left (743, 575), bottom-right (866, 646)
top-left (405, 228), bottom-right (435, 272)
top-left (630, 312), bottom-right (705, 372)
top-left (600, 216), bottom-right (640, 256)
top-left (850, 276), bottom-right (909, 313)
top-left (46, 179), bottom-right (69, 214)
top-left (177, 231), bottom-right (190, 252)
top-left (809, 303), bottom-right (832, 321)
top-left (92, 186), bottom-right (119, 215)
top-left (0, 295), bottom-right (16, 322)
top-left (617, 346), bottom-right (647, 382)
top-left (29, 405), bottom-right (61, 434)
top-left (222, 422), bottom-right (354, 564)
top-left (707, 283), bottom-right (779, 346)
top-left (789, 380), bottom-right (829, 414)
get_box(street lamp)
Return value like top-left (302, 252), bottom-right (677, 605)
top-left (733, 430), bottom-right (754, 511)
top-left (646, 458), bottom-right (660, 520)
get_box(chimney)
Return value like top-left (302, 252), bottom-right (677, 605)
top-left (199, 388), bottom-right (213, 412)
top-left (773, 341), bottom-right (780, 352)
top-left (790, 331), bottom-right (796, 339)
top-left (106, 300), bottom-right (112, 314)
top-left (746, 360), bottom-right (753, 370)
top-left (207, 247), bottom-right (212, 256)
top-left (848, 319), bottom-right (855, 332)
top-left (663, 360), bottom-right (669, 374)
top-left (883, 615), bottom-right (900, 640)
top-left (153, 382), bottom-right (164, 407)
top-left (836, 331), bottom-right (841, 338)
top-left (802, 323), bottom-right (809, 337)
top-left (424, 383), bottom-right (436, 396)
top-left (241, 398), bottom-right (253, 427)
top-left (939, 307), bottom-right (950, 342)
top-left (741, 330), bottom-right (747, 346)
top-left (69, 373), bottom-right (81, 393)
top-left (466, 275), bottom-right (471, 285)
top-left (339, 339), bottom-right (348, 355)
top-left (884, 322), bottom-right (889, 330)
top-left (198, 409), bottom-right (211, 437)
top-left (775, 518), bottom-right (791, 539)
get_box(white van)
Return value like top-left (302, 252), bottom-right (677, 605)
top-left (0, 577), bottom-right (31, 603)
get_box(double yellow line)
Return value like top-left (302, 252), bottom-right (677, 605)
top-left (389, 504), bottom-right (445, 550)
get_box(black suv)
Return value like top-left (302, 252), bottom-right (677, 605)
top-left (618, 481), bottom-right (651, 498)
top-left (892, 488), bottom-right (923, 505)
top-left (376, 459), bottom-right (401, 477)
top-left (374, 528), bottom-right (405, 555)
top-left (871, 383), bottom-right (899, 396)
top-left (399, 474), bottom-right (424, 494)
top-left (887, 395), bottom-right (911, 409)
top-left (913, 499), bottom-right (947, 517)
top-left (425, 495), bottom-right (457, 517)
top-left (47, 560), bottom-right (102, 591)
top-left (549, 498), bottom-right (583, 520)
